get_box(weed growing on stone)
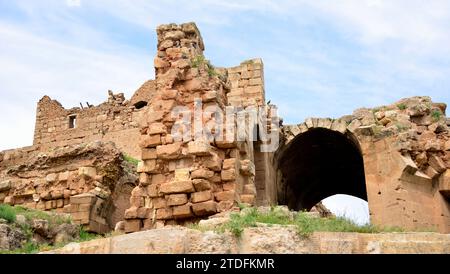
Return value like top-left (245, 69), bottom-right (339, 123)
top-left (0, 204), bottom-right (16, 223)
top-left (431, 110), bottom-right (442, 122)
top-left (123, 154), bottom-right (139, 166)
top-left (397, 103), bottom-right (407, 110)
top-left (209, 207), bottom-right (404, 238)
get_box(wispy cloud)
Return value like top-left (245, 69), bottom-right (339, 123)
top-left (0, 0), bottom-right (449, 150)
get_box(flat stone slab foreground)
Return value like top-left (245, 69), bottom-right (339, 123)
top-left (42, 226), bottom-right (450, 254)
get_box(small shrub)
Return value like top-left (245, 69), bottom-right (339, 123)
top-left (206, 207), bottom-right (405, 238)
top-left (397, 103), bottom-right (407, 110)
top-left (207, 66), bottom-right (218, 77)
top-left (431, 110), bottom-right (442, 121)
top-left (0, 204), bottom-right (16, 223)
top-left (123, 154), bottom-right (139, 166)
top-left (78, 227), bottom-right (100, 242)
top-left (191, 55), bottom-right (206, 68)
top-left (395, 123), bottom-right (409, 132)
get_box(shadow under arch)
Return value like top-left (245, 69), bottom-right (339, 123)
top-left (277, 128), bottom-right (368, 211)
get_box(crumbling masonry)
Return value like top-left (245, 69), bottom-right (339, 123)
top-left (0, 22), bottom-right (449, 234)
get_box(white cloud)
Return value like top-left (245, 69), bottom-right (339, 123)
top-left (0, 22), bottom-right (151, 150)
top-left (66, 0), bottom-right (81, 8)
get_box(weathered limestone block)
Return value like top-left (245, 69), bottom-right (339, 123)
top-left (192, 201), bottom-right (217, 216)
top-left (400, 154), bottom-right (418, 175)
top-left (0, 180), bottom-right (11, 192)
top-left (148, 123), bottom-right (167, 135)
top-left (317, 118), bottom-right (332, 129)
top-left (174, 168), bottom-right (191, 181)
top-left (192, 179), bottom-right (212, 192)
top-left (221, 169), bottom-right (237, 181)
top-left (223, 158), bottom-right (237, 170)
top-left (215, 190), bottom-right (237, 202)
top-left (425, 166), bottom-right (440, 179)
top-left (204, 153), bottom-right (223, 172)
top-left (191, 168), bottom-right (215, 180)
top-left (137, 160), bottom-right (160, 174)
top-left (216, 140), bottom-right (237, 149)
top-left (187, 141), bottom-right (214, 156)
top-left (46, 173), bottom-right (58, 182)
top-left (172, 204), bottom-right (193, 219)
top-left (240, 160), bottom-right (255, 176)
top-left (167, 194), bottom-right (188, 206)
top-left (159, 181), bottom-right (195, 195)
top-left (78, 167), bottom-right (96, 179)
top-left (124, 207), bottom-right (138, 220)
top-left (59, 171), bottom-right (70, 182)
top-left (240, 194), bottom-right (255, 205)
top-left (153, 198), bottom-right (167, 209)
top-left (140, 135), bottom-right (162, 148)
top-left (4, 196), bottom-right (14, 205)
top-left (164, 30), bottom-right (186, 41)
top-left (154, 57), bottom-right (170, 69)
top-left (130, 196), bottom-right (144, 208)
top-left (147, 184), bottom-right (160, 198)
top-left (429, 155), bottom-right (446, 173)
top-left (162, 89), bottom-right (178, 100)
top-left (156, 142), bottom-right (182, 160)
top-left (331, 119), bottom-right (347, 134)
top-left (139, 173), bottom-right (151, 186)
top-left (142, 148), bottom-right (157, 160)
top-left (445, 140), bottom-right (450, 151)
top-left (131, 186), bottom-right (147, 197)
top-left (217, 201), bottom-right (235, 212)
top-left (243, 184), bottom-right (257, 195)
top-left (439, 170), bottom-right (450, 197)
top-left (156, 208), bottom-right (173, 220)
top-left (347, 119), bottom-right (362, 133)
top-left (191, 191), bottom-right (213, 203)
top-left (298, 123), bottom-right (308, 134)
top-left (70, 193), bottom-right (96, 205)
top-left (125, 220), bottom-right (141, 233)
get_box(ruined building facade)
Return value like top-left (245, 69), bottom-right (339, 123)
top-left (0, 23), bottom-right (449, 234)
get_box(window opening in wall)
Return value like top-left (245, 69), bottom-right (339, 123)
top-left (69, 115), bottom-right (77, 129)
top-left (134, 101), bottom-right (148, 110)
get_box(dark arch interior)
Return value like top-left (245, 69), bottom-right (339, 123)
top-left (278, 128), bottom-right (367, 211)
top-left (134, 101), bottom-right (148, 109)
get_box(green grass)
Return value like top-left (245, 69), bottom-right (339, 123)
top-left (395, 123), bottom-right (410, 132)
top-left (397, 103), bottom-right (407, 110)
top-left (0, 205), bottom-right (103, 254)
top-left (431, 110), bottom-right (442, 122)
top-left (206, 207), bottom-right (404, 238)
top-left (190, 55), bottom-right (217, 78)
top-left (12, 205), bottom-right (72, 229)
top-left (78, 227), bottom-right (101, 242)
top-left (191, 55), bottom-right (206, 68)
top-left (123, 154), bottom-right (139, 166)
top-left (0, 204), bottom-right (16, 223)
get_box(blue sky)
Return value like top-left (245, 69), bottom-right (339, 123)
top-left (1, 0), bottom-right (450, 224)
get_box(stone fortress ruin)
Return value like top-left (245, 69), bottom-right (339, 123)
top-left (0, 22), bottom-right (449, 235)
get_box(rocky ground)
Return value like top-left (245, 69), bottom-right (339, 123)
top-left (44, 205), bottom-right (450, 254)
top-left (0, 204), bottom-right (95, 253)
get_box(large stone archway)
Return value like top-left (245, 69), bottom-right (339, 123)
top-left (277, 127), bottom-right (367, 211)
top-left (276, 115), bottom-right (450, 233)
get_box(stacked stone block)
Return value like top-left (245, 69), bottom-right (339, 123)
top-left (124, 23), bottom-right (259, 232)
top-left (227, 59), bottom-right (265, 107)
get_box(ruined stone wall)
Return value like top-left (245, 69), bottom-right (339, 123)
top-left (280, 96), bottom-right (450, 233)
top-left (226, 59), bottom-right (265, 107)
top-left (46, 228), bottom-right (450, 254)
top-left (122, 23), bottom-right (260, 233)
top-left (33, 83), bottom-right (155, 159)
top-left (0, 142), bottom-right (138, 233)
